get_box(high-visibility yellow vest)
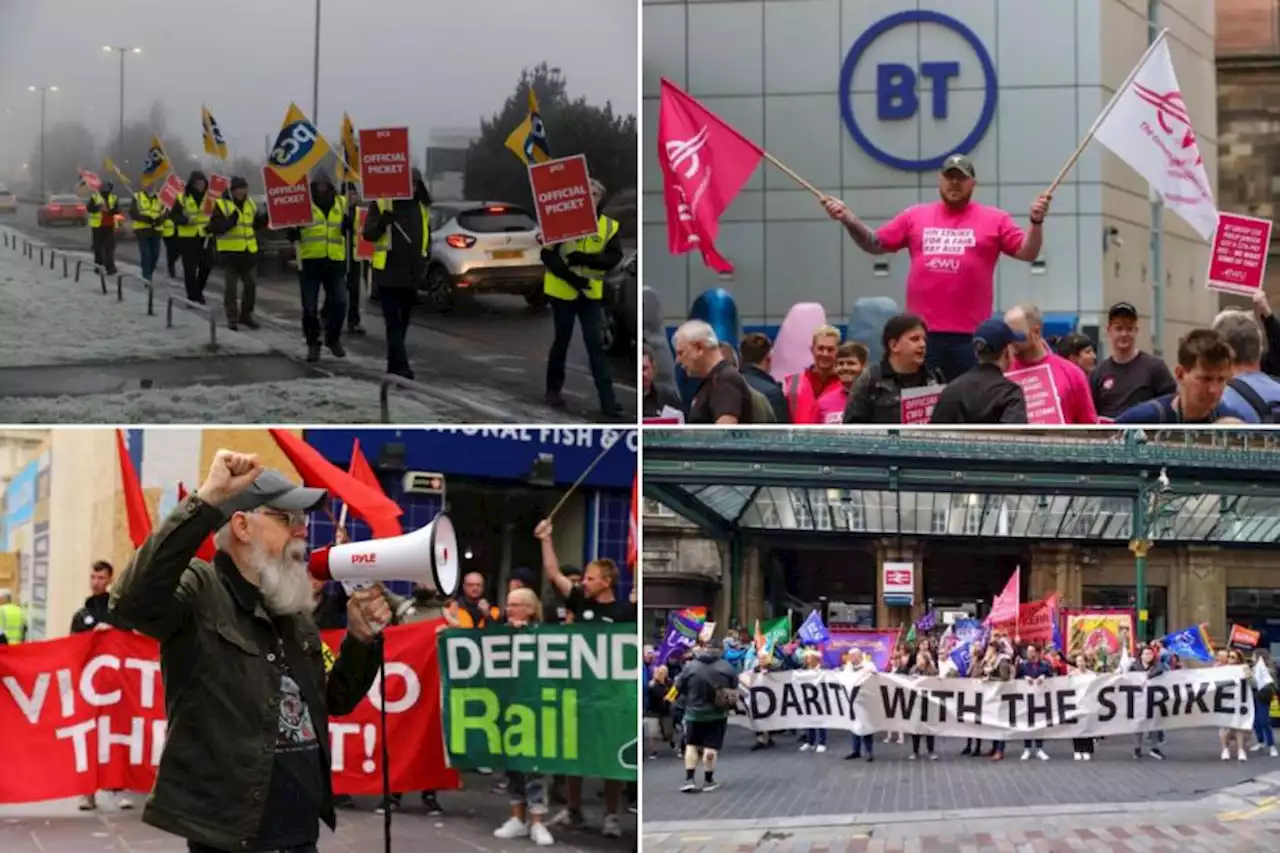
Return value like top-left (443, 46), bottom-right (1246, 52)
top-left (88, 192), bottom-right (118, 229)
top-left (177, 193), bottom-right (209, 238)
top-left (132, 192), bottom-right (160, 232)
top-left (543, 215), bottom-right (619, 301)
top-left (299, 198), bottom-right (348, 262)
top-left (160, 212), bottom-right (175, 238)
top-left (0, 602), bottom-right (24, 644)
top-left (214, 198), bottom-right (259, 254)
top-left (371, 199), bottom-right (430, 271)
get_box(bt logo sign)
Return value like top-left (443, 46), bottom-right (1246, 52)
top-left (839, 10), bottom-right (998, 172)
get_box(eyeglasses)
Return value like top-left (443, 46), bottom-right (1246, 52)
top-left (258, 508), bottom-right (308, 530)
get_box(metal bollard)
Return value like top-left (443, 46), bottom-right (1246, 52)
top-left (166, 297), bottom-right (174, 328)
top-left (62, 256), bottom-right (68, 277)
top-left (380, 382), bottom-right (392, 423)
top-left (117, 274), bottom-right (124, 302)
top-left (209, 311), bottom-right (217, 349)
top-left (146, 281), bottom-right (154, 316)
top-left (74, 260), bottom-right (82, 283)
top-left (49, 249), bottom-right (55, 270)
top-left (99, 268), bottom-right (107, 295)
top-left (38, 247), bottom-right (44, 266)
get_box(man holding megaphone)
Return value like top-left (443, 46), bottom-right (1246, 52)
top-left (109, 450), bottom-right (391, 853)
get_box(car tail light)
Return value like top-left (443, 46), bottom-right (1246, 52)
top-left (486, 206), bottom-right (506, 213)
top-left (446, 234), bottom-right (475, 249)
top-left (48, 205), bottom-right (60, 213)
top-left (77, 206), bottom-right (86, 213)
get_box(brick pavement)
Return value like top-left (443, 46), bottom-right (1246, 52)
top-left (643, 726), bottom-right (1276, 824)
top-left (0, 776), bottom-right (636, 852)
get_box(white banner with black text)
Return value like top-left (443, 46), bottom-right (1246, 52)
top-left (733, 666), bottom-right (1254, 738)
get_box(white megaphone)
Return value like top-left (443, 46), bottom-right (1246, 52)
top-left (308, 513), bottom-right (461, 599)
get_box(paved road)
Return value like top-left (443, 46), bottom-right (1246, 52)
top-left (0, 205), bottom-right (636, 423)
top-left (0, 780), bottom-right (637, 852)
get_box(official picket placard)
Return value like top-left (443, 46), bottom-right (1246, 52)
top-left (438, 623), bottom-right (640, 781)
top-left (358, 127), bottom-right (412, 200)
top-left (201, 173), bottom-right (230, 216)
top-left (263, 166), bottom-right (315, 230)
top-left (733, 667), bottom-right (1254, 738)
top-left (0, 622), bottom-right (458, 803)
top-left (157, 173), bottom-right (185, 211)
top-left (900, 385), bottom-right (943, 425)
top-left (1207, 212), bottom-right (1273, 295)
top-left (355, 207), bottom-right (375, 260)
top-left (528, 154), bottom-right (599, 245)
top-left (1006, 364), bottom-right (1064, 425)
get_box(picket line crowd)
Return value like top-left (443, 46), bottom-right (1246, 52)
top-left (643, 624), bottom-right (1280, 793)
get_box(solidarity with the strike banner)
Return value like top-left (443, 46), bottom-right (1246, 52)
top-left (736, 667), bottom-right (1255, 739)
top-left (0, 622), bottom-right (458, 804)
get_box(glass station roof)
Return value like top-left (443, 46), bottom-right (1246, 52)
top-left (644, 429), bottom-right (1280, 546)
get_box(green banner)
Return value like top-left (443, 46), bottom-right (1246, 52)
top-left (437, 622), bottom-right (639, 781)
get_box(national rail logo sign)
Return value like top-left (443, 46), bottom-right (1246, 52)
top-left (839, 10), bottom-right (998, 172)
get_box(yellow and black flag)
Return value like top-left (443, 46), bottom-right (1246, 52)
top-left (505, 88), bottom-right (552, 165)
top-left (202, 105), bottom-right (228, 161)
top-left (267, 103), bottom-right (331, 185)
top-left (103, 156), bottom-right (132, 189)
top-left (140, 136), bottom-right (171, 188)
top-left (340, 113), bottom-right (360, 184)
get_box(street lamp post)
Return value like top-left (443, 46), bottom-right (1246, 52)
top-left (312, 0), bottom-right (321, 123)
top-left (27, 85), bottom-right (57, 200)
top-left (103, 46), bottom-right (142, 163)
top-left (1129, 465), bottom-right (1184, 644)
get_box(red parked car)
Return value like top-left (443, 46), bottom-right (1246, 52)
top-left (37, 194), bottom-right (88, 227)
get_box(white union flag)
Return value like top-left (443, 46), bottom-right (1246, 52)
top-left (1092, 33), bottom-right (1217, 239)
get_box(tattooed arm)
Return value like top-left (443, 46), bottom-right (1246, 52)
top-left (821, 196), bottom-right (892, 255)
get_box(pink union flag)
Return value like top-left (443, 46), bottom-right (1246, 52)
top-left (986, 566), bottom-right (1021, 627)
top-left (658, 78), bottom-right (764, 273)
top-left (1091, 33), bottom-right (1217, 239)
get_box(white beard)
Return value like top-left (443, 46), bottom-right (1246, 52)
top-left (253, 540), bottom-right (313, 616)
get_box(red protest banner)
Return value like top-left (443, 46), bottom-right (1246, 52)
top-left (157, 173), bottom-right (185, 210)
top-left (900, 385), bottom-right (944, 425)
top-left (0, 622), bottom-right (459, 804)
top-left (1207, 212), bottom-right (1273, 295)
top-left (357, 127), bottom-right (412, 200)
top-left (989, 594), bottom-right (1059, 647)
top-left (1005, 364), bottom-right (1064, 425)
top-left (202, 173), bottom-right (231, 216)
top-left (528, 154), bottom-right (599, 244)
top-left (1229, 623), bottom-right (1261, 650)
top-left (263, 165), bottom-right (315, 230)
top-left (355, 207), bottom-right (375, 260)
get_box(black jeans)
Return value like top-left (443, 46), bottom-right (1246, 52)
top-left (346, 261), bottom-right (363, 328)
top-left (164, 235), bottom-right (181, 276)
top-left (546, 296), bottom-right (617, 409)
top-left (925, 331), bottom-right (977, 382)
top-left (381, 286), bottom-right (416, 372)
top-left (300, 259), bottom-right (345, 345)
top-left (91, 228), bottom-right (117, 273)
top-left (911, 734), bottom-right (935, 755)
top-left (188, 843), bottom-right (316, 853)
top-left (179, 237), bottom-right (211, 301)
top-left (222, 253), bottom-right (258, 323)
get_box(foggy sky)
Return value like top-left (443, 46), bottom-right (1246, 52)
top-left (0, 0), bottom-right (637, 174)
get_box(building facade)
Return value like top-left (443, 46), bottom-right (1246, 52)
top-left (643, 0), bottom-right (1218, 356)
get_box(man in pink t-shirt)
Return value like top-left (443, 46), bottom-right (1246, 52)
top-left (1004, 302), bottom-right (1098, 424)
top-left (822, 154), bottom-right (1051, 381)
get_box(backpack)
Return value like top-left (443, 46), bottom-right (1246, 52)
top-left (714, 685), bottom-right (740, 711)
top-left (748, 387), bottom-right (776, 423)
top-left (1228, 377), bottom-right (1280, 424)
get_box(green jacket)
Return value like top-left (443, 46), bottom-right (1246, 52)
top-left (109, 493), bottom-right (382, 851)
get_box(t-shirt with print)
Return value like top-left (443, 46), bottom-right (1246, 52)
top-left (876, 201), bottom-right (1027, 335)
top-left (688, 360), bottom-right (754, 424)
top-left (1090, 352), bottom-right (1176, 419)
top-left (256, 641), bottom-right (326, 849)
top-left (565, 584), bottom-right (637, 623)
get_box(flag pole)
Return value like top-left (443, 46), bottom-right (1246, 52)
top-left (546, 441), bottom-right (619, 522)
top-left (762, 151), bottom-right (824, 198)
top-left (1045, 28), bottom-right (1169, 196)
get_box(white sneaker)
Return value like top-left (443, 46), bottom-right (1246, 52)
top-left (1073, 752), bottom-right (1082, 761)
top-left (815, 744), bottom-right (827, 754)
top-left (78, 794), bottom-right (96, 811)
top-left (928, 753), bottom-right (938, 761)
top-left (679, 782), bottom-right (698, 793)
top-left (1222, 747), bottom-right (1232, 760)
top-left (114, 792), bottom-right (133, 810)
top-left (602, 815), bottom-right (622, 838)
top-left (1250, 743), bottom-right (1263, 752)
top-left (907, 753), bottom-right (917, 760)
top-left (1036, 749), bottom-right (1050, 761)
top-left (799, 743), bottom-right (811, 752)
top-left (883, 734), bottom-right (892, 743)
top-left (530, 822), bottom-right (554, 846)
top-left (1270, 746), bottom-right (1278, 757)
top-left (1020, 749), bottom-right (1031, 761)
top-left (1239, 749), bottom-right (1249, 762)
top-left (494, 817), bottom-right (528, 839)
top-left (1083, 753), bottom-right (1092, 761)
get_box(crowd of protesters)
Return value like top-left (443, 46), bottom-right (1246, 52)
top-left (644, 290), bottom-right (1280, 427)
top-left (643, 624), bottom-right (1280, 793)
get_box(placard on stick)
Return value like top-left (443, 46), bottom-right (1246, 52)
top-left (1005, 364), bottom-right (1064, 425)
top-left (1207, 212), bottom-right (1273, 295)
top-left (358, 127), bottom-right (412, 200)
top-left (157, 173), bottom-right (185, 210)
top-left (202, 174), bottom-right (230, 216)
top-left (355, 207), bottom-right (375, 260)
top-left (528, 154), bottom-right (598, 245)
top-left (263, 166), bottom-right (315, 230)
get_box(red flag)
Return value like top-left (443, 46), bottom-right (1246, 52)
top-left (116, 429), bottom-right (151, 547)
top-left (268, 429), bottom-right (403, 539)
top-left (177, 481), bottom-right (217, 563)
top-left (626, 474), bottom-right (638, 569)
top-left (658, 78), bottom-right (763, 273)
top-left (986, 566), bottom-right (1021, 626)
top-left (348, 438), bottom-right (381, 492)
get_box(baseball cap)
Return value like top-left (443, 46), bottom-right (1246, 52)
top-left (216, 469), bottom-right (327, 516)
top-left (1108, 301), bottom-right (1139, 321)
top-left (940, 153), bottom-right (975, 179)
top-left (973, 318), bottom-right (1027, 353)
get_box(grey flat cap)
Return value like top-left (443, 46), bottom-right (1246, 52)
top-left (217, 469), bottom-right (327, 515)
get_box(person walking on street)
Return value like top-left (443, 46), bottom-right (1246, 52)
top-left (129, 186), bottom-right (163, 284)
top-left (170, 171), bottom-right (213, 303)
top-left (541, 178), bottom-right (624, 418)
top-left (362, 168), bottom-right (433, 379)
top-left (161, 202), bottom-right (180, 278)
top-left (208, 177), bottom-right (269, 331)
top-left (288, 171), bottom-right (350, 362)
top-left (87, 181), bottom-right (120, 275)
top-left (342, 182), bottom-right (366, 336)
top-left (0, 588), bottom-right (25, 645)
